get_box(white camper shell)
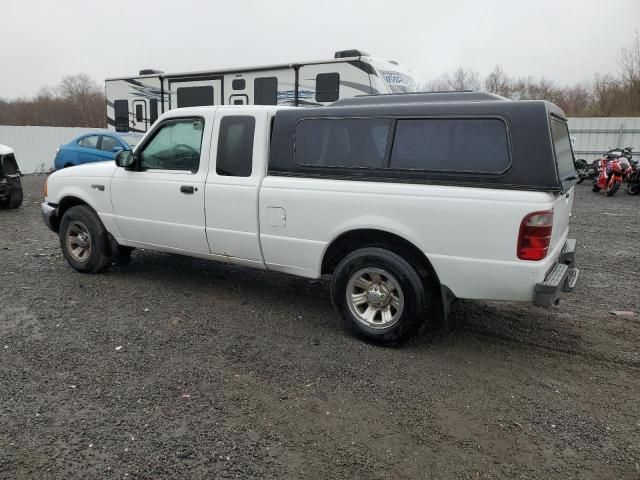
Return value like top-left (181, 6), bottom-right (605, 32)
top-left (104, 49), bottom-right (416, 133)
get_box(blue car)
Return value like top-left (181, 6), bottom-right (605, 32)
top-left (53, 132), bottom-right (143, 170)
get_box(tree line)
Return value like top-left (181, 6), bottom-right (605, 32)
top-left (421, 31), bottom-right (640, 117)
top-left (0, 33), bottom-right (639, 127)
top-left (0, 74), bottom-right (106, 128)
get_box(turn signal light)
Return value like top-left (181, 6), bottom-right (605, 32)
top-left (517, 210), bottom-right (553, 261)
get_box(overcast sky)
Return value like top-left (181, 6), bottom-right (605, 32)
top-left (2, 0), bottom-right (639, 99)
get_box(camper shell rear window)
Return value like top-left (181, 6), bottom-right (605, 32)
top-left (550, 116), bottom-right (576, 182)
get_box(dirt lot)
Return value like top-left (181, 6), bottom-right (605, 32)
top-left (0, 176), bottom-right (639, 479)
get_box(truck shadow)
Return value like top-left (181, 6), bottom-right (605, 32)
top-left (113, 250), bottom-right (636, 367)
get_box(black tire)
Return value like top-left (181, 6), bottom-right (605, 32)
top-left (592, 184), bottom-right (601, 193)
top-left (606, 180), bottom-right (621, 196)
top-left (627, 181), bottom-right (640, 195)
top-left (59, 205), bottom-right (112, 273)
top-left (331, 247), bottom-right (434, 345)
top-left (0, 177), bottom-right (23, 209)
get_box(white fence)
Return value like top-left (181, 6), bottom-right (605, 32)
top-left (567, 117), bottom-right (640, 162)
top-left (0, 126), bottom-right (107, 174)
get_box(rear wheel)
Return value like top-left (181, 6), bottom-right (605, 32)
top-left (606, 179), bottom-right (621, 196)
top-left (627, 181), bottom-right (640, 195)
top-left (59, 205), bottom-right (111, 273)
top-left (331, 247), bottom-right (434, 345)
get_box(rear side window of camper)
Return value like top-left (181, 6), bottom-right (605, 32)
top-left (389, 118), bottom-right (510, 174)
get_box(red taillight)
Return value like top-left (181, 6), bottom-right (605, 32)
top-left (517, 210), bottom-right (553, 261)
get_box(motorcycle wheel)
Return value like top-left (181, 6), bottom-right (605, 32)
top-left (606, 180), bottom-right (621, 196)
top-left (627, 181), bottom-right (640, 195)
top-left (592, 184), bottom-right (601, 193)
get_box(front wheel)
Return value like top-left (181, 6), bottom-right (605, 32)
top-left (0, 177), bottom-right (23, 209)
top-left (59, 205), bottom-right (112, 273)
top-left (606, 179), bottom-right (621, 196)
top-left (331, 247), bottom-right (434, 345)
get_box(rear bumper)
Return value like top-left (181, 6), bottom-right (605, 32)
top-left (533, 239), bottom-right (579, 307)
top-left (41, 202), bottom-right (59, 233)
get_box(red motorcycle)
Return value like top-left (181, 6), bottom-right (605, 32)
top-left (592, 147), bottom-right (634, 197)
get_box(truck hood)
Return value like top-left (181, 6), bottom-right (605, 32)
top-left (52, 161), bottom-right (118, 179)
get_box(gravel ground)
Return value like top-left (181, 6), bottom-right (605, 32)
top-left (1, 175), bottom-right (639, 479)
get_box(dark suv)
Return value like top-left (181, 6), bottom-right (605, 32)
top-left (0, 145), bottom-right (23, 209)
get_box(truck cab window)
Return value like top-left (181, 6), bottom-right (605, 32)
top-left (315, 73), bottom-right (340, 102)
top-left (216, 116), bottom-right (255, 177)
top-left (140, 118), bottom-right (204, 172)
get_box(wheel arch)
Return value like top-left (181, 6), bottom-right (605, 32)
top-left (321, 228), bottom-right (441, 287)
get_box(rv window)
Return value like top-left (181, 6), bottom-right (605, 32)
top-left (389, 118), bottom-right (510, 174)
top-left (114, 99), bottom-right (129, 132)
top-left (294, 118), bottom-right (390, 168)
top-left (232, 79), bottom-right (246, 90)
top-left (254, 77), bottom-right (278, 105)
top-left (140, 118), bottom-right (204, 172)
top-left (216, 116), bottom-right (255, 177)
top-left (176, 86), bottom-right (214, 108)
top-left (79, 135), bottom-right (99, 149)
top-left (150, 100), bottom-right (159, 124)
top-left (550, 118), bottom-right (576, 181)
top-left (315, 73), bottom-right (340, 102)
top-left (135, 104), bottom-right (143, 122)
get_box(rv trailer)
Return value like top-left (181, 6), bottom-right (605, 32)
top-left (104, 49), bottom-right (416, 133)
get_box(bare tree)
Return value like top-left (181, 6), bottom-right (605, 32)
top-left (618, 30), bottom-right (640, 114)
top-left (484, 65), bottom-right (511, 96)
top-left (446, 67), bottom-right (481, 90)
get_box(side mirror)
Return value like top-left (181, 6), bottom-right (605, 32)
top-left (112, 146), bottom-right (124, 153)
top-left (115, 150), bottom-right (135, 168)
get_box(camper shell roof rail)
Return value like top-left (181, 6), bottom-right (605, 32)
top-left (331, 91), bottom-right (509, 106)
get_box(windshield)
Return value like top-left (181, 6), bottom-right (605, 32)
top-left (550, 117), bottom-right (576, 182)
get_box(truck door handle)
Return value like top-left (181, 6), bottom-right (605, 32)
top-left (180, 185), bottom-right (195, 194)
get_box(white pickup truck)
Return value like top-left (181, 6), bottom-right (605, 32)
top-left (42, 92), bottom-right (579, 344)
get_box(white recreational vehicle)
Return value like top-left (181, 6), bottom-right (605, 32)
top-left (104, 49), bottom-right (416, 133)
